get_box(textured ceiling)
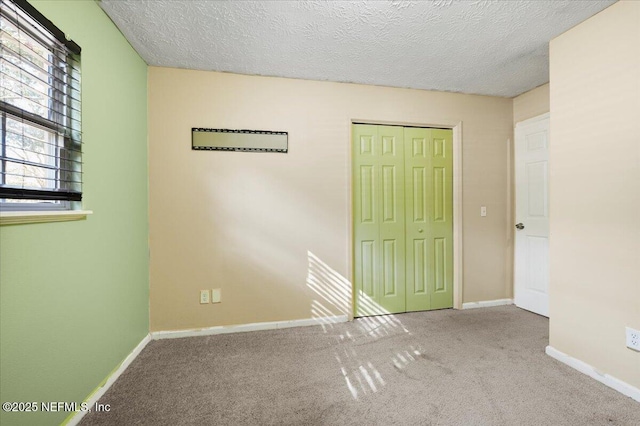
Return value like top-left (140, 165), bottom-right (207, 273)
top-left (99, 0), bottom-right (616, 98)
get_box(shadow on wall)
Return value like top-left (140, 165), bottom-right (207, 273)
top-left (306, 251), bottom-right (426, 400)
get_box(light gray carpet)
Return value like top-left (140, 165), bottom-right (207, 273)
top-left (80, 306), bottom-right (640, 425)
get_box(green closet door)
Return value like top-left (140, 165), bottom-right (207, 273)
top-left (353, 124), bottom-right (406, 316)
top-left (353, 124), bottom-right (453, 317)
top-left (404, 128), bottom-right (453, 311)
top-left (427, 129), bottom-right (454, 309)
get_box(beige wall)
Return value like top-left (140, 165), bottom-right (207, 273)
top-left (513, 83), bottom-right (549, 125)
top-left (148, 67), bottom-right (513, 331)
top-left (549, 0), bottom-right (640, 388)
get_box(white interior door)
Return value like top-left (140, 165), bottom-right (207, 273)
top-left (514, 113), bottom-right (550, 317)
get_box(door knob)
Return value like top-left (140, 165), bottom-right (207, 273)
top-left (515, 223), bottom-right (525, 230)
top-left (418, 229), bottom-right (424, 233)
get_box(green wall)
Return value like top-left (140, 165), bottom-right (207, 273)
top-left (0, 1), bottom-right (149, 425)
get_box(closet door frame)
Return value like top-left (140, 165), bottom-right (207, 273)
top-left (349, 119), bottom-right (463, 319)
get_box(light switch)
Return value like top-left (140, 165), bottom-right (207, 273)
top-left (480, 206), bottom-right (487, 217)
top-left (211, 288), bottom-right (221, 303)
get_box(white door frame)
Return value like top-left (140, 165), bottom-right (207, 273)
top-left (513, 112), bottom-right (550, 316)
top-left (347, 118), bottom-right (463, 319)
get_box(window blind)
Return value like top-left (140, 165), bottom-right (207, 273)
top-left (0, 0), bottom-right (82, 203)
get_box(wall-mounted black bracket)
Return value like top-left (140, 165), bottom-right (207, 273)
top-left (192, 128), bottom-right (288, 153)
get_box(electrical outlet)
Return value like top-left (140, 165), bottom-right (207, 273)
top-left (200, 290), bottom-right (210, 304)
top-left (211, 288), bottom-right (221, 303)
top-left (626, 327), bottom-right (640, 352)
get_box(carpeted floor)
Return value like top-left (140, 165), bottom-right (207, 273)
top-left (80, 306), bottom-right (640, 425)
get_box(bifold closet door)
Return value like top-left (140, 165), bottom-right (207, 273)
top-left (353, 124), bottom-right (406, 316)
top-left (404, 128), bottom-right (453, 311)
top-left (353, 124), bottom-right (453, 317)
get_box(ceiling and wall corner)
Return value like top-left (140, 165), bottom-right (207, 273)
top-left (128, 1), bottom-right (614, 332)
top-left (513, 83), bottom-right (550, 125)
top-left (99, 0), bottom-right (615, 98)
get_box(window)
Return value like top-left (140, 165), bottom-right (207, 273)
top-left (0, 0), bottom-right (81, 211)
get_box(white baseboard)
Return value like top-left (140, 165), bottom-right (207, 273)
top-left (546, 346), bottom-right (640, 402)
top-left (151, 315), bottom-right (349, 340)
top-left (462, 298), bottom-right (513, 309)
top-left (65, 334), bottom-right (151, 426)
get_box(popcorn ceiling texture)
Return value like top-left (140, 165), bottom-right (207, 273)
top-left (100, 0), bottom-right (615, 98)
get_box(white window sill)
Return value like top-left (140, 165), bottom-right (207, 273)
top-left (0, 210), bottom-right (93, 226)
